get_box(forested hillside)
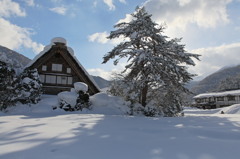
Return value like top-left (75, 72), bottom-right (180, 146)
top-left (190, 65), bottom-right (240, 94)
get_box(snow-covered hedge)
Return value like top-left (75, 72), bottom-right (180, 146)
top-left (58, 82), bottom-right (90, 111)
top-left (74, 82), bottom-right (88, 93)
top-left (90, 92), bottom-right (130, 115)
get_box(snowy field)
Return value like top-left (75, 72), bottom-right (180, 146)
top-left (1, 95), bottom-right (240, 159)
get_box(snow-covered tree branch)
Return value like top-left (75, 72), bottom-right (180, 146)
top-left (103, 6), bottom-right (200, 116)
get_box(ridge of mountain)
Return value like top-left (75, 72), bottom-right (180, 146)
top-left (91, 76), bottom-right (111, 89)
top-left (0, 45), bottom-right (31, 67)
top-left (190, 65), bottom-right (240, 94)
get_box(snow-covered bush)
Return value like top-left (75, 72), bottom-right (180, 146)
top-left (0, 61), bottom-right (16, 110)
top-left (15, 68), bottom-right (42, 104)
top-left (109, 77), bottom-right (140, 104)
top-left (0, 61), bottom-right (43, 110)
top-left (108, 76), bottom-right (185, 117)
top-left (90, 92), bottom-right (130, 115)
top-left (157, 88), bottom-right (184, 117)
top-left (74, 82), bottom-right (88, 93)
top-left (58, 82), bottom-right (90, 111)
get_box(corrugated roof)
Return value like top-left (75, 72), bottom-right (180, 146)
top-left (193, 89), bottom-right (240, 99)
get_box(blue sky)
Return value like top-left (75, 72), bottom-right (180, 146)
top-left (1, 0), bottom-right (240, 80)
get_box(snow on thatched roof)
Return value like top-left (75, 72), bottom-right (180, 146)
top-left (26, 37), bottom-right (100, 91)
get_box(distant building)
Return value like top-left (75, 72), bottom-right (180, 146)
top-left (193, 89), bottom-right (240, 109)
top-left (26, 37), bottom-right (100, 95)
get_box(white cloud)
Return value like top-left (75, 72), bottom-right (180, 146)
top-left (177, 0), bottom-right (191, 7)
top-left (144, 0), bottom-right (231, 30)
top-left (51, 0), bottom-right (63, 3)
top-left (49, 6), bottom-right (67, 15)
top-left (0, 0), bottom-right (43, 54)
top-left (88, 32), bottom-right (109, 44)
top-left (0, 0), bottom-right (26, 17)
top-left (113, 0), bottom-right (232, 44)
top-left (24, 0), bottom-right (35, 7)
top-left (116, 13), bottom-right (133, 24)
top-left (93, 1), bottom-right (98, 8)
top-left (0, 18), bottom-right (44, 54)
top-left (88, 31), bottom-right (125, 45)
top-left (189, 42), bottom-right (240, 78)
top-left (87, 68), bottom-right (113, 80)
top-left (103, 0), bottom-right (115, 10)
top-left (119, 0), bottom-right (126, 4)
top-left (87, 62), bottom-right (127, 80)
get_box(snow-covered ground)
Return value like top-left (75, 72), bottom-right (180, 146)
top-left (1, 95), bottom-right (240, 159)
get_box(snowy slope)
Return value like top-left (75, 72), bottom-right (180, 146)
top-left (1, 95), bottom-right (240, 159)
top-left (1, 110), bottom-right (240, 159)
top-left (0, 45), bottom-right (31, 74)
top-left (91, 75), bottom-right (110, 89)
top-left (5, 93), bottom-right (130, 116)
top-left (218, 104), bottom-right (240, 114)
top-left (0, 45), bottom-right (31, 67)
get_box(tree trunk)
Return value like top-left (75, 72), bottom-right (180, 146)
top-left (141, 83), bottom-right (148, 107)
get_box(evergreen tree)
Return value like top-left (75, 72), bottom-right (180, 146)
top-left (215, 75), bottom-right (240, 92)
top-left (0, 61), bottom-right (16, 110)
top-left (103, 7), bottom-right (200, 116)
top-left (15, 68), bottom-right (42, 104)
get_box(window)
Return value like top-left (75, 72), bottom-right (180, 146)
top-left (61, 76), bottom-right (67, 84)
top-left (67, 68), bottom-right (71, 73)
top-left (227, 96), bottom-right (235, 101)
top-left (57, 76), bottom-right (62, 84)
top-left (196, 99), bottom-right (201, 103)
top-left (216, 97), bottom-right (224, 101)
top-left (67, 77), bottom-right (73, 85)
top-left (42, 65), bottom-right (47, 71)
top-left (46, 75), bottom-right (56, 84)
top-left (52, 64), bottom-right (62, 72)
top-left (203, 98), bottom-right (209, 102)
top-left (57, 76), bottom-right (67, 84)
top-left (39, 74), bottom-right (45, 83)
top-left (209, 97), bottom-right (215, 102)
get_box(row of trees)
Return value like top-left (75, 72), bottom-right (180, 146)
top-left (214, 75), bottom-right (240, 92)
top-left (0, 61), bottom-right (42, 110)
top-left (103, 7), bottom-right (199, 116)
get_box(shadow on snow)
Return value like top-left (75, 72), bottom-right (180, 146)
top-left (0, 114), bottom-right (240, 159)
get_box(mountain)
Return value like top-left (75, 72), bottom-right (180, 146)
top-left (0, 45), bottom-right (31, 67)
top-left (190, 65), bottom-right (240, 94)
top-left (91, 75), bottom-right (111, 89)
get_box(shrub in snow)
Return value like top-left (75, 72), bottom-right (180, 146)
top-left (58, 82), bottom-right (90, 111)
top-left (74, 82), bottom-right (88, 93)
top-left (159, 88), bottom-right (184, 117)
top-left (144, 105), bottom-right (162, 117)
top-left (58, 91), bottom-right (76, 111)
top-left (15, 68), bottom-right (42, 104)
top-left (109, 77), bottom-right (140, 104)
top-left (0, 61), bottom-right (16, 110)
top-left (90, 92), bottom-right (130, 115)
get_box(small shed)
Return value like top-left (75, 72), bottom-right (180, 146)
top-left (26, 37), bottom-right (100, 95)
